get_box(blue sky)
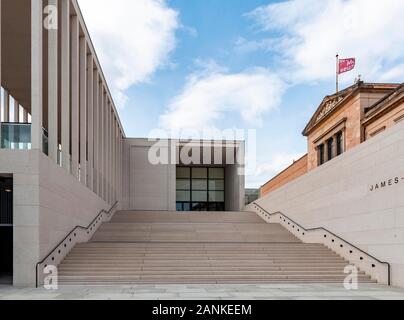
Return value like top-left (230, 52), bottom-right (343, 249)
top-left (79, 0), bottom-right (404, 188)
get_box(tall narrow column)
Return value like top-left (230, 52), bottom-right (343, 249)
top-left (105, 95), bottom-right (109, 201)
top-left (61, 0), bottom-right (71, 172)
top-left (100, 90), bottom-right (105, 200)
top-left (118, 133), bottom-right (122, 204)
top-left (87, 55), bottom-right (94, 190)
top-left (110, 109), bottom-right (115, 203)
top-left (31, 0), bottom-right (43, 151)
top-left (79, 36), bottom-right (87, 185)
top-left (93, 71), bottom-right (99, 196)
top-left (71, 16), bottom-right (79, 178)
top-left (109, 111), bottom-right (112, 203)
top-left (120, 131), bottom-right (122, 202)
top-left (14, 99), bottom-right (20, 123)
top-left (109, 113), bottom-right (114, 203)
top-left (112, 120), bottom-right (116, 202)
top-left (3, 90), bottom-right (9, 122)
top-left (48, 0), bottom-right (58, 162)
top-left (23, 109), bottom-right (28, 123)
top-left (22, 109), bottom-right (29, 150)
top-left (106, 101), bottom-right (111, 203)
top-left (103, 99), bottom-right (107, 202)
top-left (115, 122), bottom-right (118, 202)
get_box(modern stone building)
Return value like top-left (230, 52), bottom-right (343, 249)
top-left (0, 0), bottom-right (245, 286)
top-left (1, 0), bottom-right (403, 290)
top-left (121, 138), bottom-right (245, 212)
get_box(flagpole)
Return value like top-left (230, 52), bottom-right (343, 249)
top-left (336, 53), bottom-right (339, 93)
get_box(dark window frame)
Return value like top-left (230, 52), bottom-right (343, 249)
top-left (327, 138), bottom-right (334, 161)
top-left (176, 166), bottom-right (225, 212)
top-left (336, 131), bottom-right (343, 156)
top-left (318, 144), bottom-right (325, 166)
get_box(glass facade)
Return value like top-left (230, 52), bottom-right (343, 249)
top-left (0, 123), bottom-right (49, 155)
top-left (0, 123), bottom-right (31, 150)
top-left (176, 167), bottom-right (225, 211)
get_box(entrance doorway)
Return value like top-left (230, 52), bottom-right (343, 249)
top-left (0, 177), bottom-right (13, 284)
top-left (176, 167), bottom-right (225, 211)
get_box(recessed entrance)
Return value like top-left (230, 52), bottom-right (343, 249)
top-left (0, 177), bottom-right (13, 285)
top-left (176, 167), bottom-right (225, 211)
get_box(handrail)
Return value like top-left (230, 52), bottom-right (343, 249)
top-left (252, 202), bottom-right (391, 285)
top-left (35, 201), bottom-right (118, 287)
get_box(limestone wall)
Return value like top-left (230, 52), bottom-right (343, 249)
top-left (249, 121), bottom-right (404, 288)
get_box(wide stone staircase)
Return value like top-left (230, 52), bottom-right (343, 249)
top-left (58, 211), bottom-right (375, 285)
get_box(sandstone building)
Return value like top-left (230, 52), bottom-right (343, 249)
top-left (260, 82), bottom-right (404, 197)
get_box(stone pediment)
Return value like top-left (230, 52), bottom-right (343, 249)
top-left (302, 83), bottom-right (361, 136)
top-left (302, 82), bottom-right (401, 136)
top-left (315, 96), bottom-right (345, 123)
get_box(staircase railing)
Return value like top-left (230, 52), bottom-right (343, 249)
top-left (35, 201), bottom-right (118, 288)
top-left (251, 202), bottom-right (391, 286)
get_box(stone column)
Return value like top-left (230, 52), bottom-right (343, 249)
top-left (23, 108), bottom-right (28, 123)
top-left (109, 103), bottom-right (113, 203)
top-left (61, 0), bottom-right (70, 172)
top-left (71, 15), bottom-right (80, 178)
top-left (93, 71), bottom-right (99, 196)
top-left (113, 120), bottom-right (116, 202)
top-left (21, 106), bottom-right (28, 150)
top-left (99, 85), bottom-right (105, 199)
top-left (3, 89), bottom-right (9, 122)
top-left (14, 99), bottom-right (20, 123)
top-left (87, 55), bottom-right (94, 191)
top-left (79, 36), bottom-right (87, 185)
top-left (110, 111), bottom-right (113, 203)
top-left (118, 132), bottom-right (121, 204)
top-left (48, 0), bottom-right (58, 162)
top-left (106, 101), bottom-right (110, 203)
top-left (31, 0), bottom-right (43, 151)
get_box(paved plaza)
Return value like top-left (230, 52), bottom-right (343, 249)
top-left (1, 283), bottom-right (404, 300)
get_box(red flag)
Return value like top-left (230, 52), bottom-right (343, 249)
top-left (338, 58), bottom-right (356, 74)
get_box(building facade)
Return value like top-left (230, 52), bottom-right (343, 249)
top-left (260, 82), bottom-right (404, 197)
top-left (0, 0), bottom-right (246, 286)
top-left (120, 138), bottom-right (245, 212)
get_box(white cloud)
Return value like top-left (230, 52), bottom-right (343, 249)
top-left (159, 65), bottom-right (286, 131)
top-left (247, 0), bottom-right (404, 84)
top-left (247, 152), bottom-right (304, 188)
top-left (255, 152), bottom-right (304, 177)
top-left (78, 0), bottom-right (179, 107)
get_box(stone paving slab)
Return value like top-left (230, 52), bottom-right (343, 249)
top-left (0, 283), bottom-right (404, 300)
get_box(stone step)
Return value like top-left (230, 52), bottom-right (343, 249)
top-left (110, 211), bottom-right (265, 223)
top-left (59, 272), bottom-right (369, 278)
top-left (66, 252), bottom-right (340, 257)
top-left (72, 244), bottom-right (330, 248)
top-left (64, 257), bottom-right (342, 262)
top-left (58, 265), bottom-right (344, 271)
top-left (58, 280), bottom-right (377, 285)
top-left (57, 210), bottom-right (375, 285)
top-left (60, 263), bottom-right (349, 268)
top-left (59, 274), bottom-right (358, 279)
